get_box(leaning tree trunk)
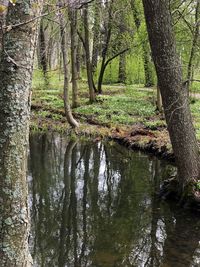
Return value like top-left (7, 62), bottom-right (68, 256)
top-left (58, 1), bottom-right (79, 128)
top-left (0, 1), bottom-right (43, 266)
top-left (142, 0), bottom-right (200, 193)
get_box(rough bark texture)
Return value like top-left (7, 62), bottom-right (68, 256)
top-left (142, 0), bottom-right (200, 191)
top-left (0, 0), bottom-right (8, 57)
top-left (38, 19), bottom-right (48, 80)
top-left (0, 1), bottom-right (43, 266)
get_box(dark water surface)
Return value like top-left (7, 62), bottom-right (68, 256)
top-left (28, 133), bottom-right (200, 267)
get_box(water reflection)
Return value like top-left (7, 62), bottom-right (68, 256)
top-left (28, 133), bottom-right (200, 267)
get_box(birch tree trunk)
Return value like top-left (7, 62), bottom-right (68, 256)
top-left (0, 1), bottom-right (43, 266)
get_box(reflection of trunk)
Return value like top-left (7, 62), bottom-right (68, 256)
top-left (187, 1), bottom-right (200, 90)
top-left (148, 160), bottom-right (161, 266)
top-left (0, 1), bottom-right (43, 266)
top-left (58, 141), bottom-right (77, 267)
top-left (58, 2), bottom-right (79, 128)
top-left (69, 8), bottom-right (79, 108)
top-left (83, 4), bottom-right (96, 103)
top-left (162, 206), bottom-right (200, 267)
top-left (79, 146), bottom-right (90, 265)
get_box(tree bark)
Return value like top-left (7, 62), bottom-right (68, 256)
top-left (83, 4), bottom-right (96, 103)
top-left (130, 0), bottom-right (154, 87)
top-left (69, 8), bottom-right (79, 108)
top-left (187, 1), bottom-right (200, 90)
top-left (58, 1), bottom-right (79, 128)
top-left (38, 19), bottom-right (48, 81)
top-left (0, 1), bottom-right (43, 266)
top-left (142, 0), bottom-right (200, 192)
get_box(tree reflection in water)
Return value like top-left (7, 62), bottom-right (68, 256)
top-left (28, 133), bottom-right (200, 267)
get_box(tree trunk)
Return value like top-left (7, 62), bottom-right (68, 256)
top-left (156, 85), bottom-right (163, 113)
top-left (118, 50), bottom-right (126, 83)
top-left (69, 8), bottom-right (79, 108)
top-left (142, 40), bottom-right (154, 87)
top-left (58, 1), bottom-right (79, 128)
top-left (142, 0), bottom-right (200, 192)
top-left (187, 1), bottom-right (200, 90)
top-left (38, 19), bottom-right (48, 82)
top-left (92, 0), bottom-right (101, 73)
top-left (0, 1), bottom-right (43, 266)
top-left (76, 38), bottom-right (82, 79)
top-left (0, 0), bottom-right (8, 58)
top-left (83, 4), bottom-right (95, 103)
top-left (130, 0), bottom-right (154, 87)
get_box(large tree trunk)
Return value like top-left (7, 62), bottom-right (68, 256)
top-left (142, 0), bottom-right (200, 192)
top-left (0, 1), bottom-right (43, 266)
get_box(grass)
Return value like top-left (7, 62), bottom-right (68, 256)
top-left (32, 69), bottom-right (200, 139)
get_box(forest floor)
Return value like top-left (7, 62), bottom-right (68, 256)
top-left (31, 71), bottom-right (200, 162)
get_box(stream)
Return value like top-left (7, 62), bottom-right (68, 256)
top-left (28, 133), bottom-right (200, 267)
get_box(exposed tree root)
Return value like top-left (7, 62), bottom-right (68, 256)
top-left (159, 177), bottom-right (200, 210)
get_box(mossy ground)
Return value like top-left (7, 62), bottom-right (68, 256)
top-left (31, 70), bottom-right (200, 153)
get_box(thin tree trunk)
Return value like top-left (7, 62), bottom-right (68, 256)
top-left (156, 85), bottom-right (163, 113)
top-left (69, 8), bottom-right (79, 108)
top-left (118, 51), bottom-right (126, 83)
top-left (92, 0), bottom-right (101, 73)
top-left (0, 1), bottom-right (43, 266)
top-left (187, 1), bottom-right (200, 90)
top-left (131, 0), bottom-right (154, 87)
top-left (83, 4), bottom-right (96, 103)
top-left (38, 19), bottom-right (48, 82)
top-left (58, 1), bottom-right (79, 128)
top-left (143, 0), bottom-right (200, 192)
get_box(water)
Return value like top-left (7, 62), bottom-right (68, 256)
top-left (28, 133), bottom-right (200, 267)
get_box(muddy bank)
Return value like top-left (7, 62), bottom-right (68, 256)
top-left (31, 104), bottom-right (174, 162)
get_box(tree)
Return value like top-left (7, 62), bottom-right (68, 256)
top-left (58, 0), bottom-right (79, 128)
top-left (0, 0), bottom-right (43, 266)
top-left (142, 0), bottom-right (200, 198)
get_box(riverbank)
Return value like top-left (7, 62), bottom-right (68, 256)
top-left (31, 72), bottom-right (200, 163)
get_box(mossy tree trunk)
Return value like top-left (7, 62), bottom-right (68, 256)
top-left (0, 1), bottom-right (43, 266)
top-left (143, 0), bottom-right (200, 193)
